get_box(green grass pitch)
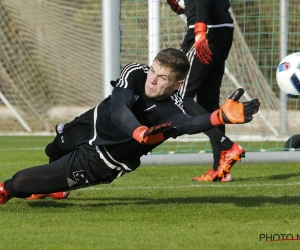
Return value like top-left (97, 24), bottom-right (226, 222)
top-left (0, 137), bottom-right (300, 250)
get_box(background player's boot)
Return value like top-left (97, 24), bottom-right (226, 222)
top-left (0, 182), bottom-right (13, 204)
top-left (220, 172), bottom-right (232, 182)
top-left (26, 191), bottom-right (70, 200)
top-left (216, 143), bottom-right (245, 179)
top-left (192, 168), bottom-right (215, 181)
top-left (192, 168), bottom-right (232, 182)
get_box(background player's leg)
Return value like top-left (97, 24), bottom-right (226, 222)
top-left (183, 97), bottom-right (233, 171)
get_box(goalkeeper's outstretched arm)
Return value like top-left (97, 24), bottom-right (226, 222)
top-left (171, 88), bottom-right (260, 136)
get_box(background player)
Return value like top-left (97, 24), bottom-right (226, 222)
top-left (167, 0), bottom-right (241, 181)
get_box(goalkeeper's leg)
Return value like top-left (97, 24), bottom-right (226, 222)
top-left (23, 136), bottom-right (73, 200)
top-left (3, 159), bottom-right (70, 200)
top-left (1, 144), bottom-right (124, 204)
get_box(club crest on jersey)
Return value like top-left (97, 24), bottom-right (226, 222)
top-left (57, 123), bottom-right (66, 134)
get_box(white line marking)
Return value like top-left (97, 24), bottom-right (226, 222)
top-left (0, 148), bottom-right (44, 151)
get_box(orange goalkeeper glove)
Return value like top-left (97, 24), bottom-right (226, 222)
top-left (194, 22), bottom-right (212, 65)
top-left (133, 122), bottom-right (177, 145)
top-left (210, 88), bottom-right (260, 125)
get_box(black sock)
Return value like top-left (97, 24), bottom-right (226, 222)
top-left (183, 98), bottom-right (234, 171)
top-left (204, 128), bottom-right (233, 171)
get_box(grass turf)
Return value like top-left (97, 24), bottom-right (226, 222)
top-left (0, 137), bottom-right (300, 250)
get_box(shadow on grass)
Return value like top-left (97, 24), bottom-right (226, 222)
top-left (235, 172), bottom-right (300, 182)
top-left (24, 172), bottom-right (300, 208)
top-left (26, 194), bottom-right (300, 208)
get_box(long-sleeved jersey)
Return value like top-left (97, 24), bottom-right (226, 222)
top-left (184, 0), bottom-right (233, 27)
top-left (55, 63), bottom-right (214, 171)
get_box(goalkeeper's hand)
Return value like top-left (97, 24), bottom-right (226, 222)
top-left (194, 22), bottom-right (212, 65)
top-left (210, 88), bottom-right (260, 125)
top-left (166, 0), bottom-right (185, 15)
top-left (133, 122), bottom-right (177, 145)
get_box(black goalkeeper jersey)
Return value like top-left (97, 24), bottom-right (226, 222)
top-left (55, 63), bottom-right (214, 171)
top-left (184, 0), bottom-right (233, 27)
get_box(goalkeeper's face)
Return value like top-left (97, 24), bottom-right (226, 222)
top-left (145, 60), bottom-right (183, 101)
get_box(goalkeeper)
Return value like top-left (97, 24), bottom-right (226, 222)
top-left (0, 48), bottom-right (259, 204)
top-left (167, 0), bottom-right (239, 182)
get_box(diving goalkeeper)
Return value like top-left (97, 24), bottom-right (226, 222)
top-left (0, 48), bottom-right (259, 204)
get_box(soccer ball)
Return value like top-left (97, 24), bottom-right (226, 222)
top-left (276, 52), bottom-right (300, 98)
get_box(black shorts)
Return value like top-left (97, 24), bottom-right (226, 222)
top-left (6, 143), bottom-right (125, 197)
top-left (56, 143), bottom-right (125, 190)
top-left (180, 27), bottom-right (234, 112)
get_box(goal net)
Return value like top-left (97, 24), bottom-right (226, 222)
top-left (0, 0), bottom-right (103, 133)
top-left (0, 0), bottom-right (300, 153)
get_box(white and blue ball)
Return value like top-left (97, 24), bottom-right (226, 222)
top-left (276, 52), bottom-right (300, 98)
